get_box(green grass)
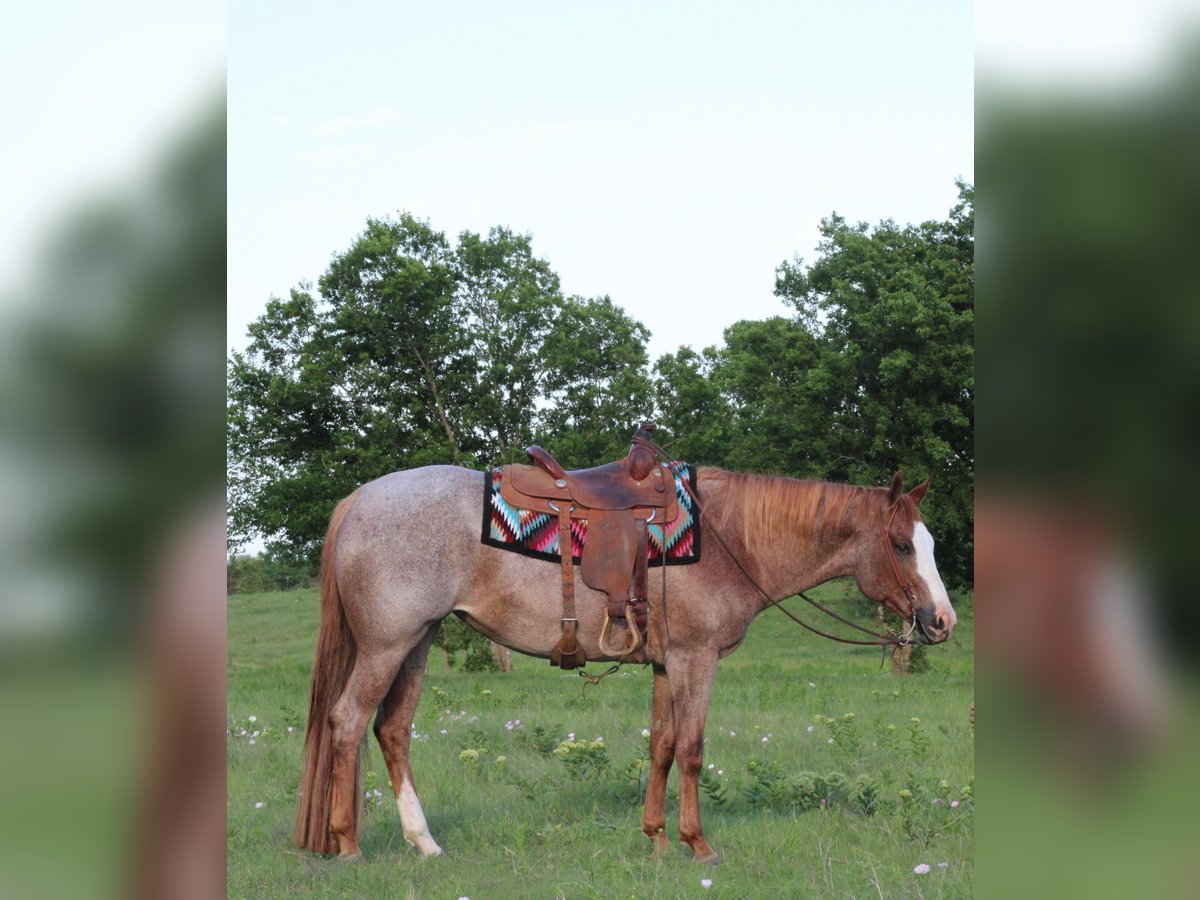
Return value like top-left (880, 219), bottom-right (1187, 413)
top-left (229, 583), bottom-right (973, 898)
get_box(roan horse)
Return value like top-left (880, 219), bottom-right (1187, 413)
top-left (294, 464), bottom-right (956, 863)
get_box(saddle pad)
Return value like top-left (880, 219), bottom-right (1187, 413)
top-left (481, 461), bottom-right (701, 566)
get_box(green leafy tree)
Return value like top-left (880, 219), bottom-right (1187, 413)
top-left (771, 184), bottom-right (974, 584)
top-left (454, 227), bottom-right (559, 461)
top-left (534, 296), bottom-right (655, 468)
top-left (708, 317), bottom-right (836, 476)
top-left (227, 286), bottom-right (363, 559)
top-left (228, 216), bottom-right (653, 560)
top-left (318, 215), bottom-right (469, 466)
top-left (651, 346), bottom-right (733, 465)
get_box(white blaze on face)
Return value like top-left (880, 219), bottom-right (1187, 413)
top-left (913, 522), bottom-right (956, 632)
top-left (1089, 555), bottom-right (1170, 740)
top-left (397, 774), bottom-right (443, 857)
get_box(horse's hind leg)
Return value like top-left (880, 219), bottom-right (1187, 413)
top-left (373, 626), bottom-right (442, 857)
top-left (327, 643), bottom-right (414, 861)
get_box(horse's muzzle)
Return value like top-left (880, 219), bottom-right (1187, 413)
top-left (914, 607), bottom-right (953, 644)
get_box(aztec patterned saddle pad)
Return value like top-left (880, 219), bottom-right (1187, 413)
top-left (481, 461), bottom-right (701, 566)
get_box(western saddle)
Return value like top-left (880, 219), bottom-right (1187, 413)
top-left (499, 423), bottom-right (679, 669)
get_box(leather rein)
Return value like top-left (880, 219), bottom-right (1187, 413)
top-left (700, 500), bottom-right (918, 649)
top-left (646, 438), bottom-right (920, 649)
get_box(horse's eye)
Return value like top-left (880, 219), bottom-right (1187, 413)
top-left (894, 542), bottom-right (911, 555)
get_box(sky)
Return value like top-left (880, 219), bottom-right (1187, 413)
top-left (228, 1), bottom-right (973, 365)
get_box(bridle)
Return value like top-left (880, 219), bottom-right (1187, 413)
top-left (681, 462), bottom-right (923, 649)
top-left (880, 500), bottom-right (923, 643)
top-left (702, 501), bottom-right (920, 649)
top-left (633, 434), bottom-right (928, 649)
top-left (572, 436), bottom-right (933, 687)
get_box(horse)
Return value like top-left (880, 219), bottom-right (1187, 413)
top-left (293, 464), bottom-right (957, 864)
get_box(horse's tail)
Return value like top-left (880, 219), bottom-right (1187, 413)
top-left (294, 488), bottom-right (362, 854)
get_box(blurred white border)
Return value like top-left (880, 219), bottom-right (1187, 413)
top-left (977, 0), bottom-right (1198, 85)
top-left (0, 1), bottom-right (224, 292)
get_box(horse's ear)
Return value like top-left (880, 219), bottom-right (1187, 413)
top-left (908, 478), bottom-right (931, 507)
top-left (887, 471), bottom-right (904, 507)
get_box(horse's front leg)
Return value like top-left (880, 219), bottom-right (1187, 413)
top-left (667, 649), bottom-right (721, 865)
top-left (641, 664), bottom-right (674, 857)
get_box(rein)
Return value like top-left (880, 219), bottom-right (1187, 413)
top-left (644, 437), bottom-right (916, 649)
top-left (701, 502), bottom-right (914, 648)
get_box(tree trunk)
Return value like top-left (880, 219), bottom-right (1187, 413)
top-left (880, 605), bottom-right (910, 675)
top-left (490, 642), bottom-right (512, 673)
top-left (409, 344), bottom-right (463, 462)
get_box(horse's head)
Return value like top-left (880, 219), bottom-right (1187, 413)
top-left (855, 471), bottom-right (956, 644)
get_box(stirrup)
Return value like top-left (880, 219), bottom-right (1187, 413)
top-left (549, 633), bottom-right (587, 670)
top-left (549, 618), bottom-right (587, 670)
top-left (598, 603), bottom-right (644, 658)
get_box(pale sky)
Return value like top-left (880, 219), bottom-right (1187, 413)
top-left (229, 1), bottom-right (973, 365)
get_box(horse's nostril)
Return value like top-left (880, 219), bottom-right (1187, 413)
top-left (935, 615), bottom-right (947, 631)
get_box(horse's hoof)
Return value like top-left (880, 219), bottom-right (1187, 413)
top-left (647, 829), bottom-right (671, 858)
top-left (338, 852), bottom-right (366, 864)
top-left (693, 849), bottom-right (721, 866)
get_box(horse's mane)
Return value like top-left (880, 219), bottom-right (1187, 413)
top-left (696, 467), bottom-right (892, 549)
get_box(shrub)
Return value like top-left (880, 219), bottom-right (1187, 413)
top-left (552, 738), bottom-right (610, 779)
top-left (435, 616), bottom-right (499, 671)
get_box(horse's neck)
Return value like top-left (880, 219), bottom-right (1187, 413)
top-left (702, 473), bottom-right (864, 605)
top-left (753, 519), bottom-right (859, 604)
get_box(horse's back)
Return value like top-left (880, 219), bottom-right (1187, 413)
top-left (354, 465), bottom-right (480, 510)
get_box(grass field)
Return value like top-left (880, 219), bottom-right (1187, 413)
top-left (228, 583), bottom-right (973, 898)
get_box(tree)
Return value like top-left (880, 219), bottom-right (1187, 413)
top-left (771, 183), bottom-right (974, 585)
top-left (707, 317), bottom-right (836, 476)
top-left (453, 227), bottom-right (560, 460)
top-left (651, 346), bottom-right (733, 466)
top-left (534, 295), bottom-right (655, 468)
top-left (227, 216), bottom-right (654, 560)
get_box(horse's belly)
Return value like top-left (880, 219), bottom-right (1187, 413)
top-left (450, 607), bottom-right (553, 659)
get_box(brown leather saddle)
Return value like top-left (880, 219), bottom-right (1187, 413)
top-left (499, 423), bottom-right (679, 669)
